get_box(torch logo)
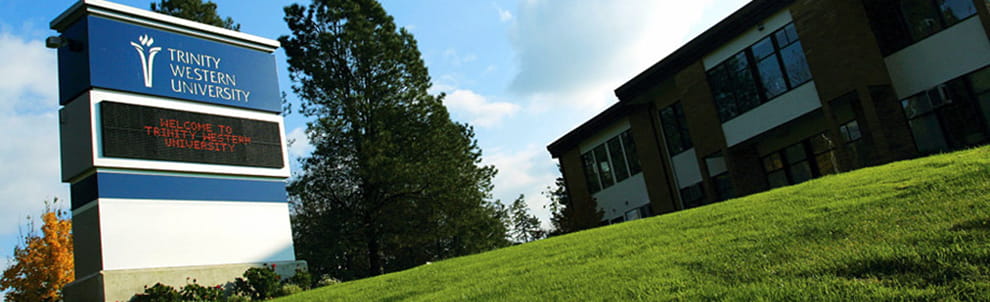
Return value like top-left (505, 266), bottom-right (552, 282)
top-left (130, 34), bottom-right (162, 88)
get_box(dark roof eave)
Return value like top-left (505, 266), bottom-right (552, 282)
top-left (549, 0), bottom-right (796, 157)
top-left (547, 102), bottom-right (632, 158)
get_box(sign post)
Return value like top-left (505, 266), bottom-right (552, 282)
top-left (50, 1), bottom-right (303, 301)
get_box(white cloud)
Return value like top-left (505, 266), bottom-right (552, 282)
top-left (286, 126), bottom-right (313, 159)
top-left (483, 145), bottom-right (558, 228)
top-left (442, 89), bottom-right (520, 127)
top-left (494, 4), bottom-right (513, 22)
top-left (0, 30), bottom-right (68, 237)
top-left (442, 48), bottom-right (478, 66)
top-left (508, 0), bottom-right (741, 110)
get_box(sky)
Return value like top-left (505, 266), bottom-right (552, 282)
top-left (0, 0), bottom-right (751, 285)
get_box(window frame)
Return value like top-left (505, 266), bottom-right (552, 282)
top-left (707, 23), bottom-right (813, 123)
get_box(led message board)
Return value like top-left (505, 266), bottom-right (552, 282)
top-left (100, 101), bottom-right (284, 168)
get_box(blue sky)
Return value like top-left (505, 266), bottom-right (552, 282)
top-left (0, 0), bottom-right (751, 283)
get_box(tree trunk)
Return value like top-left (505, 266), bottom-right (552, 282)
top-left (367, 229), bottom-right (383, 276)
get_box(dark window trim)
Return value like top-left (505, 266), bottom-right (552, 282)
top-left (899, 67), bottom-right (990, 154)
top-left (707, 22), bottom-right (814, 123)
top-left (866, 0), bottom-right (980, 56)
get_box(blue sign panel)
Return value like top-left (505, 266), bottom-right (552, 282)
top-left (61, 16), bottom-right (281, 112)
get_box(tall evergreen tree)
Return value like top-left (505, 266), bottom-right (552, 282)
top-left (150, 0), bottom-right (240, 31)
top-left (545, 165), bottom-right (603, 236)
top-left (280, 0), bottom-right (509, 280)
top-left (507, 195), bottom-right (546, 243)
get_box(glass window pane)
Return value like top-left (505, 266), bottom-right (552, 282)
top-left (593, 145), bottom-right (614, 188)
top-left (938, 0), bottom-right (977, 25)
top-left (901, 0), bottom-right (944, 40)
top-left (908, 114), bottom-right (950, 154)
top-left (816, 152), bottom-right (839, 175)
top-left (757, 56), bottom-right (788, 99)
top-left (625, 208), bottom-right (642, 221)
top-left (968, 66), bottom-right (990, 95)
top-left (705, 152), bottom-right (728, 176)
top-left (767, 170), bottom-right (789, 188)
top-left (582, 152), bottom-right (601, 193)
top-left (775, 23), bottom-right (799, 47)
top-left (844, 120), bottom-right (862, 141)
top-left (680, 183), bottom-right (705, 208)
top-left (713, 173), bottom-right (735, 201)
top-left (902, 93), bottom-right (935, 118)
top-left (752, 37), bottom-right (775, 60)
top-left (809, 133), bottom-right (834, 154)
top-left (607, 137), bottom-right (630, 182)
top-left (660, 106), bottom-right (688, 156)
top-left (939, 102), bottom-right (989, 148)
top-left (780, 42), bottom-right (812, 86)
top-left (979, 93), bottom-right (990, 133)
top-left (784, 144), bottom-right (808, 164)
top-left (789, 161), bottom-right (814, 184)
top-left (621, 131), bottom-right (642, 175)
top-left (763, 153), bottom-right (784, 172)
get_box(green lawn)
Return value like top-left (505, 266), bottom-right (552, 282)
top-left (277, 147), bottom-right (990, 301)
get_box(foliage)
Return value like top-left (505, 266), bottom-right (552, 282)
top-left (137, 283), bottom-right (181, 302)
top-left (280, 0), bottom-right (509, 281)
top-left (278, 284), bottom-right (304, 297)
top-left (0, 199), bottom-right (73, 302)
top-left (150, 0), bottom-right (240, 31)
top-left (544, 165), bottom-right (603, 236)
top-left (234, 267), bottom-right (281, 300)
top-left (507, 195), bottom-right (545, 243)
top-left (179, 280), bottom-right (224, 301)
top-left (287, 269), bottom-right (312, 290)
top-left (314, 275), bottom-right (340, 288)
top-left (272, 146), bottom-right (990, 301)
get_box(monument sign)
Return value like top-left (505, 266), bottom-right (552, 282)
top-left (50, 1), bottom-right (303, 301)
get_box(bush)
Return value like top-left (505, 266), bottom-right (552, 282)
top-left (135, 283), bottom-right (181, 302)
top-left (224, 294), bottom-right (252, 302)
top-left (278, 284), bottom-right (303, 297)
top-left (234, 267), bottom-right (281, 300)
top-left (287, 269), bottom-right (313, 289)
top-left (315, 274), bottom-right (341, 288)
top-left (179, 280), bottom-right (224, 301)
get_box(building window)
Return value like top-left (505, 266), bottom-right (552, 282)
top-left (865, 0), bottom-right (977, 55)
top-left (901, 67), bottom-right (990, 155)
top-left (705, 151), bottom-right (734, 201)
top-left (763, 133), bottom-right (838, 189)
top-left (580, 130), bottom-right (644, 194)
top-left (659, 103), bottom-right (693, 155)
top-left (581, 152), bottom-right (601, 193)
top-left (620, 131), bottom-right (642, 175)
top-left (607, 137), bottom-right (630, 182)
top-left (624, 204), bottom-right (652, 222)
top-left (708, 23), bottom-right (812, 122)
top-left (680, 182), bottom-right (705, 209)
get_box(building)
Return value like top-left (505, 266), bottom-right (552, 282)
top-left (547, 0), bottom-right (990, 225)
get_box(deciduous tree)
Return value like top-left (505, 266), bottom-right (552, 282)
top-left (281, 0), bottom-right (509, 280)
top-left (0, 199), bottom-right (73, 302)
top-left (151, 0), bottom-right (240, 31)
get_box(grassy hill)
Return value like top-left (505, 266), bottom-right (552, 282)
top-left (276, 147), bottom-right (990, 301)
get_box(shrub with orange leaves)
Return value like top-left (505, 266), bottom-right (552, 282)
top-left (1, 199), bottom-right (73, 302)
